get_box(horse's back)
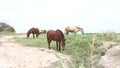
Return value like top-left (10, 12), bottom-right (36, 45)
top-left (66, 26), bottom-right (83, 31)
top-left (47, 30), bottom-right (56, 39)
top-left (47, 30), bottom-right (55, 35)
top-left (65, 26), bottom-right (84, 34)
top-left (65, 26), bottom-right (76, 32)
top-left (47, 30), bottom-right (64, 41)
top-left (34, 28), bottom-right (40, 34)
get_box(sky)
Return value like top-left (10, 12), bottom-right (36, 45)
top-left (0, 0), bottom-right (120, 33)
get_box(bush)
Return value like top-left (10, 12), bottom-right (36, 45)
top-left (0, 22), bottom-right (15, 32)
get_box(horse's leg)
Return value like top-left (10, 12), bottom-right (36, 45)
top-left (33, 33), bottom-right (35, 38)
top-left (48, 40), bottom-right (51, 49)
top-left (74, 32), bottom-right (77, 36)
top-left (37, 33), bottom-right (39, 38)
top-left (58, 42), bottom-right (61, 51)
top-left (56, 41), bottom-right (58, 50)
top-left (73, 32), bottom-right (75, 35)
top-left (37, 33), bottom-right (40, 38)
top-left (36, 34), bottom-right (38, 38)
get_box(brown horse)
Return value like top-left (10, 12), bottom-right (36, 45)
top-left (65, 26), bottom-right (84, 35)
top-left (40, 30), bottom-right (47, 34)
top-left (27, 27), bottom-right (40, 38)
top-left (47, 29), bottom-right (66, 51)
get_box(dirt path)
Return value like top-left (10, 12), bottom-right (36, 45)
top-left (0, 35), bottom-right (65, 68)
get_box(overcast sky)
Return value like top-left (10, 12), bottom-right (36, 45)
top-left (0, 0), bottom-right (120, 33)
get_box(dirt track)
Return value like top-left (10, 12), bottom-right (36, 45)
top-left (0, 35), bottom-right (65, 68)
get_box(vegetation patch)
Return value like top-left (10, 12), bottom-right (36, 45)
top-left (13, 32), bottom-right (120, 68)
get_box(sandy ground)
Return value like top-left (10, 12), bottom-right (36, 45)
top-left (0, 35), bottom-right (65, 68)
top-left (98, 41), bottom-right (120, 68)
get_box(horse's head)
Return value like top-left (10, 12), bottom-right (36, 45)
top-left (62, 39), bottom-right (66, 50)
top-left (27, 34), bottom-right (29, 38)
top-left (27, 31), bottom-right (31, 38)
top-left (81, 28), bottom-right (84, 35)
top-left (77, 27), bottom-right (84, 35)
top-left (81, 30), bottom-right (84, 35)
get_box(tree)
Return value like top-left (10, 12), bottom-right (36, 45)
top-left (0, 22), bottom-right (15, 32)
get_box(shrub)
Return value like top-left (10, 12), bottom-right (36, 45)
top-left (0, 22), bottom-right (15, 32)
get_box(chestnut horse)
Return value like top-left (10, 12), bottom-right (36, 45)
top-left (47, 29), bottom-right (66, 51)
top-left (27, 27), bottom-right (40, 38)
top-left (40, 30), bottom-right (47, 34)
top-left (65, 26), bottom-right (84, 35)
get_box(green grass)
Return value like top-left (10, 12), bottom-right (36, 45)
top-left (61, 34), bottom-right (102, 67)
top-left (14, 34), bottom-right (47, 47)
top-left (13, 32), bottom-right (120, 68)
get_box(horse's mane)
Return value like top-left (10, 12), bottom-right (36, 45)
top-left (56, 29), bottom-right (65, 39)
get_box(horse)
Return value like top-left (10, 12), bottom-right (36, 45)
top-left (65, 26), bottom-right (84, 35)
top-left (47, 29), bottom-right (66, 51)
top-left (40, 30), bottom-right (47, 34)
top-left (27, 27), bottom-right (40, 38)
